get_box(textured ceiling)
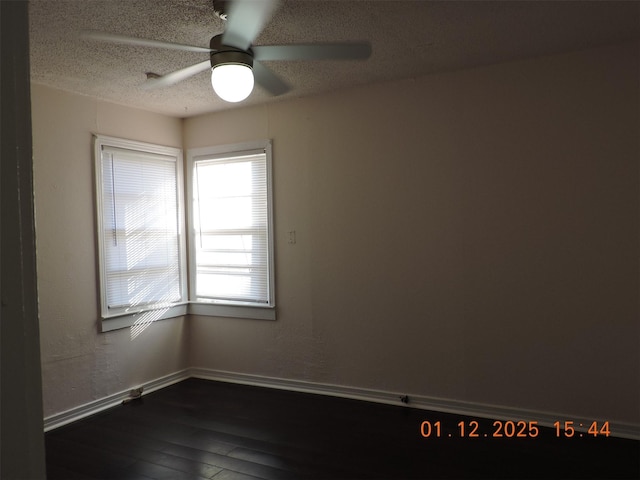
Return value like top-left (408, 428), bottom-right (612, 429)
top-left (29, 0), bottom-right (640, 118)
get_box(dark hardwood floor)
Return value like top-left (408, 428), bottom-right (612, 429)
top-left (45, 378), bottom-right (639, 479)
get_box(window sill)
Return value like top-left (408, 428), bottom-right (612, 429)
top-left (101, 304), bottom-right (189, 332)
top-left (188, 302), bottom-right (276, 321)
top-left (100, 301), bottom-right (276, 332)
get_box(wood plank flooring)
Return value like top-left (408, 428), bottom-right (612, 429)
top-left (45, 378), bottom-right (639, 479)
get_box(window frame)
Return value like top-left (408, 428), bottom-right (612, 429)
top-left (93, 135), bottom-right (188, 331)
top-left (93, 136), bottom-right (276, 330)
top-left (186, 140), bottom-right (276, 320)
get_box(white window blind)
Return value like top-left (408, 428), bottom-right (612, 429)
top-left (96, 139), bottom-right (184, 317)
top-left (191, 148), bottom-right (273, 306)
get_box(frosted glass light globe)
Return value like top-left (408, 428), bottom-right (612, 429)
top-left (211, 64), bottom-right (254, 103)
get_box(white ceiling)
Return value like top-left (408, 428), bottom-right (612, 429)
top-left (29, 0), bottom-right (640, 118)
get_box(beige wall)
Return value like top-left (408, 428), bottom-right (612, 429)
top-left (185, 41), bottom-right (639, 424)
top-left (31, 86), bottom-right (190, 417)
top-left (32, 41), bottom-right (639, 426)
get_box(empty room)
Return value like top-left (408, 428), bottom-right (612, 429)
top-left (1, 0), bottom-right (638, 478)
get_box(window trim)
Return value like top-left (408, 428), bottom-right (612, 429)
top-left (93, 136), bottom-right (276, 331)
top-left (186, 140), bottom-right (276, 320)
top-left (93, 134), bottom-right (188, 328)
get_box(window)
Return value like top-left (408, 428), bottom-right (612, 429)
top-left (187, 141), bottom-right (275, 319)
top-left (94, 135), bottom-right (187, 325)
top-left (94, 137), bottom-right (275, 330)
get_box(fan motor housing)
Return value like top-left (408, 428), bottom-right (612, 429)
top-left (209, 34), bottom-right (253, 69)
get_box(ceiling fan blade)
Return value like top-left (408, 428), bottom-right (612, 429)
top-left (81, 31), bottom-right (213, 53)
top-left (222, 0), bottom-right (281, 50)
top-left (142, 60), bottom-right (211, 89)
top-left (253, 42), bottom-right (372, 61)
top-left (253, 60), bottom-right (290, 96)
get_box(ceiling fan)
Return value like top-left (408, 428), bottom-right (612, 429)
top-left (82, 0), bottom-right (372, 103)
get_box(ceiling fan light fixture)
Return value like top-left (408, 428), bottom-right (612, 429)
top-left (209, 36), bottom-right (255, 103)
top-left (211, 63), bottom-right (254, 102)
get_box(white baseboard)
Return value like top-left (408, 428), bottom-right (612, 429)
top-left (43, 369), bottom-right (190, 432)
top-left (43, 367), bottom-right (640, 440)
top-left (190, 367), bottom-right (640, 440)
